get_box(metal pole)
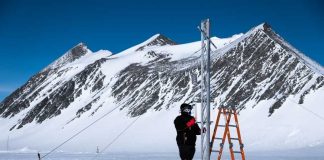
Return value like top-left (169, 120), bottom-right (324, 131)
top-left (200, 19), bottom-right (205, 160)
top-left (206, 18), bottom-right (211, 160)
top-left (38, 153), bottom-right (41, 160)
top-left (200, 18), bottom-right (211, 160)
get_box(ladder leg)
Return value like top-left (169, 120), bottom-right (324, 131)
top-left (217, 109), bottom-right (231, 160)
top-left (210, 108), bottom-right (222, 154)
top-left (226, 110), bottom-right (235, 160)
top-left (233, 109), bottom-right (246, 160)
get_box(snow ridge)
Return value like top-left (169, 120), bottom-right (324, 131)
top-left (251, 23), bottom-right (324, 75)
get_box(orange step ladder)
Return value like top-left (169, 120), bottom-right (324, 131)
top-left (210, 107), bottom-right (245, 160)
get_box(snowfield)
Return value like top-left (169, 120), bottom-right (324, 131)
top-left (0, 23), bottom-right (324, 159)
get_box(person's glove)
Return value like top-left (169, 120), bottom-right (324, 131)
top-left (186, 118), bottom-right (196, 127)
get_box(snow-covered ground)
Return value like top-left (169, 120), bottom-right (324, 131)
top-left (0, 23), bottom-right (324, 158)
top-left (0, 151), bottom-right (324, 160)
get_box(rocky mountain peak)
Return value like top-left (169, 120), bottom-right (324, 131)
top-left (262, 22), bottom-right (272, 31)
top-left (45, 42), bottom-right (91, 70)
top-left (68, 42), bottom-right (89, 59)
top-left (253, 23), bottom-right (324, 75)
top-left (250, 22), bottom-right (272, 33)
top-left (136, 34), bottom-right (177, 51)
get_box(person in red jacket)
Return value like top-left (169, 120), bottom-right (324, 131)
top-left (174, 103), bottom-right (201, 160)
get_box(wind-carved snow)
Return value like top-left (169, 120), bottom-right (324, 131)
top-left (0, 23), bottom-right (323, 153)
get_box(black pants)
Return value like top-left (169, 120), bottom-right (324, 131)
top-left (178, 145), bottom-right (195, 160)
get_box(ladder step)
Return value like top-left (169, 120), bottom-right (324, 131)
top-left (218, 124), bottom-right (237, 127)
top-left (215, 137), bottom-right (223, 140)
top-left (233, 151), bottom-right (242, 154)
top-left (230, 138), bottom-right (239, 140)
top-left (220, 112), bottom-right (231, 114)
top-left (197, 121), bottom-right (213, 124)
top-left (211, 150), bottom-right (220, 153)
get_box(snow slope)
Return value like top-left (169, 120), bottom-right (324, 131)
top-left (0, 23), bottom-right (324, 155)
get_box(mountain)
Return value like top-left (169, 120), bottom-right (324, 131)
top-left (0, 23), bottom-right (324, 153)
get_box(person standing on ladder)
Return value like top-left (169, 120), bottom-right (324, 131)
top-left (174, 103), bottom-right (201, 160)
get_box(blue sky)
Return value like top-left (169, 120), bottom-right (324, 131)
top-left (0, 0), bottom-right (323, 101)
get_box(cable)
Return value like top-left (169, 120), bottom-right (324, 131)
top-left (286, 98), bottom-right (324, 122)
top-left (188, 48), bottom-right (202, 58)
top-left (90, 116), bottom-right (141, 160)
top-left (41, 105), bottom-right (121, 159)
top-left (198, 26), bottom-right (218, 50)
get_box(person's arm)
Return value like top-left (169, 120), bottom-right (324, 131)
top-left (174, 117), bottom-right (187, 131)
top-left (186, 117), bottom-right (201, 135)
top-left (193, 123), bottom-right (201, 135)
